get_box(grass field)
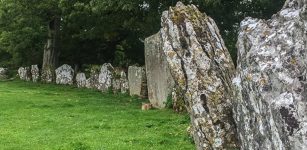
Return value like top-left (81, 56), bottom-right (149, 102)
top-left (0, 80), bottom-right (194, 150)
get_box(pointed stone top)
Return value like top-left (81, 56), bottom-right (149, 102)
top-left (176, 1), bottom-right (184, 7)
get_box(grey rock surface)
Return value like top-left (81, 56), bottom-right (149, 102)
top-left (0, 68), bottom-right (8, 80)
top-left (160, 2), bottom-right (237, 149)
top-left (128, 66), bottom-right (147, 98)
top-left (112, 68), bottom-right (122, 93)
top-left (145, 32), bottom-right (175, 108)
top-left (31, 65), bottom-right (39, 82)
top-left (55, 64), bottom-right (74, 85)
top-left (98, 63), bottom-right (114, 92)
top-left (233, 0), bottom-right (307, 149)
top-left (41, 66), bottom-right (53, 83)
top-left (120, 70), bottom-right (129, 94)
top-left (18, 67), bottom-right (31, 81)
top-left (76, 73), bottom-right (86, 88)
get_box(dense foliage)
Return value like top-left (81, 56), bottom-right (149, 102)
top-left (0, 0), bottom-right (284, 69)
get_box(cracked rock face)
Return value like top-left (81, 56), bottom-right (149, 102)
top-left (234, 0), bottom-right (307, 149)
top-left (145, 32), bottom-right (175, 108)
top-left (31, 65), bottom-right (39, 82)
top-left (128, 66), bottom-right (147, 98)
top-left (160, 2), bottom-right (237, 149)
top-left (55, 64), bottom-right (74, 85)
top-left (0, 68), bottom-right (8, 80)
top-left (98, 63), bottom-right (114, 92)
top-left (76, 73), bottom-right (86, 88)
top-left (18, 67), bottom-right (31, 81)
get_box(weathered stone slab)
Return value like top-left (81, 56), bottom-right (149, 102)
top-left (41, 66), bottom-right (54, 83)
top-left (128, 66), bottom-right (147, 98)
top-left (0, 68), bottom-right (8, 80)
top-left (18, 67), bottom-right (31, 81)
top-left (31, 65), bottom-right (39, 82)
top-left (160, 2), bottom-right (237, 149)
top-left (120, 70), bottom-right (129, 94)
top-left (98, 63), bottom-right (114, 92)
top-left (55, 64), bottom-right (74, 85)
top-left (145, 32), bottom-right (174, 108)
top-left (85, 66), bottom-right (100, 89)
top-left (86, 73), bottom-right (99, 89)
top-left (233, 0), bottom-right (307, 149)
top-left (76, 73), bottom-right (86, 88)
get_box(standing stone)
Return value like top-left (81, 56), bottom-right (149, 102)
top-left (31, 65), bottom-right (40, 82)
top-left (55, 64), bottom-right (74, 85)
top-left (145, 32), bottom-right (175, 108)
top-left (160, 2), bottom-right (237, 149)
top-left (112, 68), bottom-right (122, 93)
top-left (120, 70), bottom-right (129, 94)
top-left (98, 63), bottom-right (114, 92)
top-left (234, 0), bottom-right (307, 149)
top-left (41, 67), bottom-right (54, 83)
top-left (0, 68), bottom-right (8, 80)
top-left (18, 67), bottom-right (31, 81)
top-left (128, 66), bottom-right (147, 98)
top-left (76, 73), bottom-right (87, 88)
top-left (172, 85), bottom-right (186, 112)
top-left (85, 67), bottom-right (100, 89)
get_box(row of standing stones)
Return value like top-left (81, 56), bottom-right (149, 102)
top-left (3, 0), bottom-right (307, 149)
top-left (15, 64), bottom-right (150, 98)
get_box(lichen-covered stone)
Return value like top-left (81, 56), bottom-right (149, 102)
top-left (86, 73), bottom-right (99, 89)
top-left (98, 63), bottom-right (114, 92)
top-left (76, 73), bottom-right (86, 88)
top-left (18, 67), bottom-right (31, 81)
top-left (160, 2), bottom-right (237, 149)
top-left (0, 68), bottom-right (8, 80)
top-left (128, 66), bottom-right (147, 98)
top-left (145, 32), bottom-right (175, 108)
top-left (172, 85), bottom-right (186, 112)
top-left (55, 64), bottom-right (74, 85)
top-left (31, 65), bottom-right (39, 82)
top-left (85, 66), bottom-right (100, 89)
top-left (120, 70), bottom-right (129, 94)
top-left (41, 66), bottom-right (54, 83)
top-left (234, 0), bottom-right (307, 149)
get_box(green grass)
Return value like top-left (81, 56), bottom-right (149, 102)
top-left (0, 80), bottom-right (194, 150)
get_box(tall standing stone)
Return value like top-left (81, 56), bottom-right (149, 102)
top-left (55, 64), bottom-right (74, 85)
top-left (145, 32), bottom-right (175, 108)
top-left (0, 68), bottom-right (8, 80)
top-left (160, 2), bottom-right (237, 149)
top-left (128, 66), bottom-right (147, 98)
top-left (234, 0), bottom-right (307, 149)
top-left (98, 63), bottom-right (114, 92)
top-left (76, 73), bottom-right (87, 88)
top-left (31, 65), bottom-right (40, 82)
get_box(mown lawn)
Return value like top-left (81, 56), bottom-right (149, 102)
top-left (0, 80), bottom-right (194, 150)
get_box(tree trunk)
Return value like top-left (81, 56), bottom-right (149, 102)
top-left (41, 16), bottom-right (60, 83)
